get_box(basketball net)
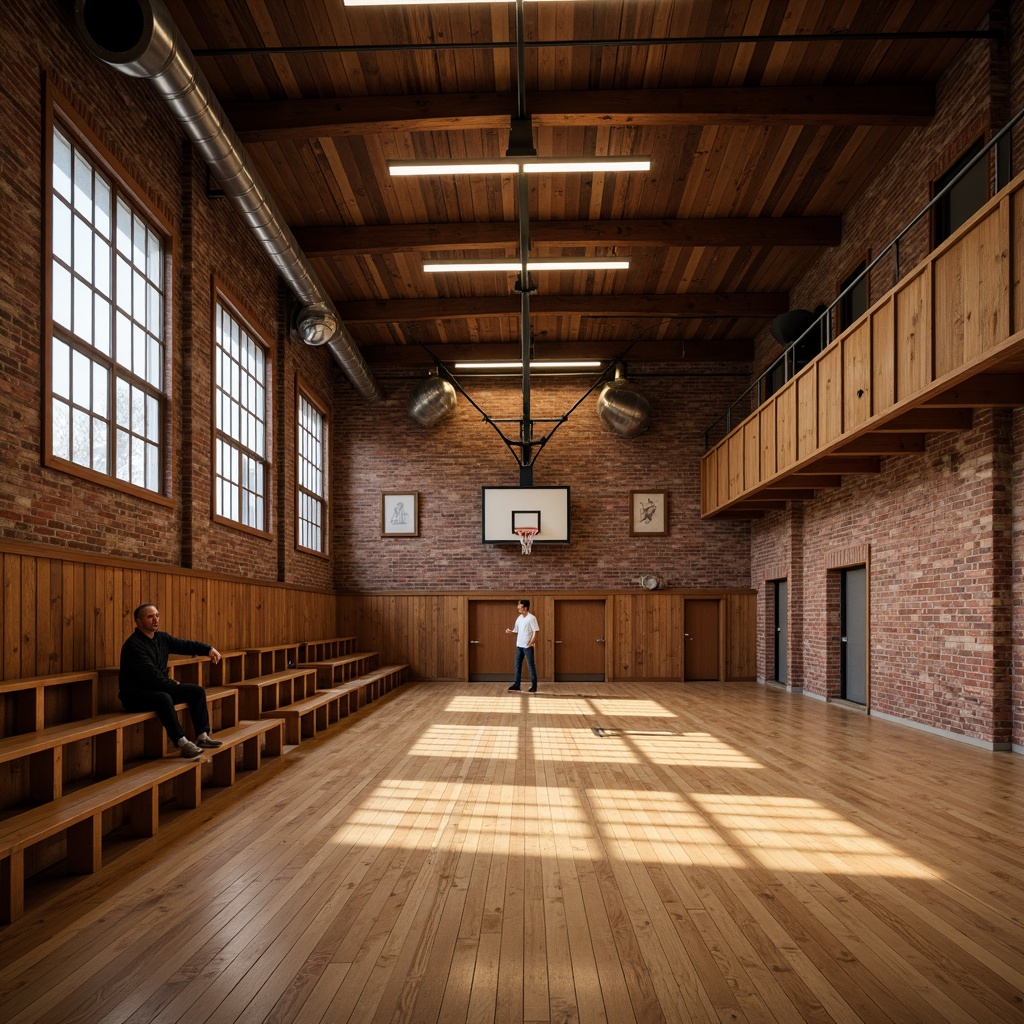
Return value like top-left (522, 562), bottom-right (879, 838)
top-left (514, 527), bottom-right (538, 555)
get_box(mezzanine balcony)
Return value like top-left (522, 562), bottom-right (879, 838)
top-left (701, 168), bottom-right (1024, 519)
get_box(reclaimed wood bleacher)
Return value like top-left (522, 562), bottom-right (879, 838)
top-left (0, 633), bottom-right (410, 924)
top-left (224, 666), bottom-right (319, 720)
top-left (0, 756), bottom-right (203, 923)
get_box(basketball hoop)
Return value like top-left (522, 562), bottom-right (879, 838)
top-left (514, 526), bottom-right (538, 554)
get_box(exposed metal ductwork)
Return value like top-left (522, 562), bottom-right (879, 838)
top-left (73, 0), bottom-right (381, 404)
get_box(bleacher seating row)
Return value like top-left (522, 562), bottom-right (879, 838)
top-left (0, 638), bottom-right (409, 924)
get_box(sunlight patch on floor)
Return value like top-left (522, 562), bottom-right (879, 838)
top-left (407, 725), bottom-right (519, 758)
top-left (531, 727), bottom-right (638, 762)
top-left (631, 732), bottom-right (763, 768)
top-left (338, 780), bottom-right (601, 855)
top-left (691, 794), bottom-right (943, 878)
top-left (589, 698), bottom-right (675, 718)
top-left (587, 789), bottom-right (747, 867)
top-left (444, 696), bottom-right (519, 713)
top-left (335, 780), bottom-right (941, 878)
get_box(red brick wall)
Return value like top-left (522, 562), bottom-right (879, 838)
top-left (0, 0), bottom-right (337, 590)
top-left (333, 366), bottom-right (752, 592)
top-left (1013, 409), bottom-right (1024, 748)
top-left (753, 413), bottom-right (1021, 746)
top-left (0, 3), bottom-right (184, 562)
top-left (745, 12), bottom-right (1024, 748)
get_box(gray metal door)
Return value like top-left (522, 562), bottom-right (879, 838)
top-left (774, 580), bottom-right (788, 684)
top-left (841, 567), bottom-right (867, 704)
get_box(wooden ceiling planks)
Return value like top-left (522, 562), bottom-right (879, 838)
top-left (159, 0), bottom-right (999, 366)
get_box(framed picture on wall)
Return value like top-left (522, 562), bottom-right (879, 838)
top-left (381, 492), bottom-right (419, 537)
top-left (630, 490), bottom-right (667, 535)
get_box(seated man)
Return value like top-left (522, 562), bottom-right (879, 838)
top-left (119, 603), bottom-right (225, 760)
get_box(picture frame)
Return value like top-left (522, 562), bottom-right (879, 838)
top-left (381, 492), bottom-right (419, 537)
top-left (630, 490), bottom-right (668, 535)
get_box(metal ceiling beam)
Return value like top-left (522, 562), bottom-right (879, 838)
top-left (294, 217), bottom-right (842, 255)
top-left (225, 85), bottom-right (935, 141)
top-left (357, 339), bottom-right (754, 364)
top-left (336, 293), bottom-right (788, 323)
top-left (194, 28), bottom-right (997, 59)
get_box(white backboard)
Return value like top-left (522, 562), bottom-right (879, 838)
top-left (481, 486), bottom-right (571, 544)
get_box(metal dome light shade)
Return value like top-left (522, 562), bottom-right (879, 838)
top-left (596, 368), bottom-right (651, 437)
top-left (769, 308), bottom-right (815, 345)
top-left (407, 372), bottom-right (457, 427)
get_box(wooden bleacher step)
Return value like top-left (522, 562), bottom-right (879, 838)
top-left (0, 640), bottom-right (410, 924)
top-left (0, 756), bottom-right (203, 924)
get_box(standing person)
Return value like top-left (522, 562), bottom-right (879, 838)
top-left (119, 603), bottom-right (225, 760)
top-left (506, 598), bottom-right (540, 692)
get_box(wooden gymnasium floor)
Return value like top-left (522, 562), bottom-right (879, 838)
top-left (1, 680), bottom-right (1023, 1024)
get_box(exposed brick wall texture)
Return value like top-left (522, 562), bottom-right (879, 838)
top-left (746, 13), bottom-right (1024, 747)
top-left (753, 414), bottom-right (1021, 746)
top-left (1013, 408), bottom-right (1024, 747)
top-left (333, 367), bottom-right (752, 592)
top-left (0, 0), bottom-right (337, 590)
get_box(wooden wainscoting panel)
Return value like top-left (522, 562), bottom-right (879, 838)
top-left (0, 544), bottom-right (338, 681)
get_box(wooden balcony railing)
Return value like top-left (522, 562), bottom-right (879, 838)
top-left (701, 170), bottom-right (1024, 518)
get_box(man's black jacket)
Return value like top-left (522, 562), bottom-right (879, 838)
top-left (119, 628), bottom-right (212, 696)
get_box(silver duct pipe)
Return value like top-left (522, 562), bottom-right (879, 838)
top-left (73, 0), bottom-right (381, 404)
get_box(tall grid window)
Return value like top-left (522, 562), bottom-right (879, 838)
top-left (50, 124), bottom-right (164, 492)
top-left (214, 303), bottom-right (267, 530)
top-left (297, 393), bottom-right (327, 552)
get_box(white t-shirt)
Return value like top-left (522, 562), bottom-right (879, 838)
top-left (512, 613), bottom-right (539, 648)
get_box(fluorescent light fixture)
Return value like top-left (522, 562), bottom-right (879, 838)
top-left (347, 0), bottom-right (565, 5)
top-left (523, 157), bottom-right (651, 173)
top-left (389, 160), bottom-right (515, 177)
top-left (424, 258), bottom-right (630, 273)
top-left (389, 156), bottom-right (651, 177)
top-left (453, 360), bottom-right (604, 370)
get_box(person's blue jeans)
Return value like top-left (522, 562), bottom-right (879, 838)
top-left (514, 646), bottom-right (537, 688)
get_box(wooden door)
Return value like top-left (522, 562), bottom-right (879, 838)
top-left (553, 600), bottom-right (606, 681)
top-left (683, 600), bottom-right (721, 680)
top-left (468, 601), bottom-right (518, 681)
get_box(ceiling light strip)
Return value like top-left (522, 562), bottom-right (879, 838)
top-left (453, 360), bottom-right (604, 370)
top-left (424, 258), bottom-right (630, 272)
top-left (389, 157), bottom-right (651, 176)
top-left (347, 0), bottom-right (570, 6)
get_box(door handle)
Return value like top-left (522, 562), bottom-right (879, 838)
top-left (684, 633), bottom-right (692, 639)
top-left (554, 640), bottom-right (563, 644)
top-left (840, 636), bottom-right (848, 642)
top-left (596, 638), bottom-right (605, 643)
top-left (469, 640), bottom-right (481, 644)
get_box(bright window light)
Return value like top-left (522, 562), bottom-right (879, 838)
top-left (423, 258), bottom-right (630, 272)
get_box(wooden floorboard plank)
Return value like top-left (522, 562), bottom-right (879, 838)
top-left (1, 682), bottom-right (1024, 1023)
